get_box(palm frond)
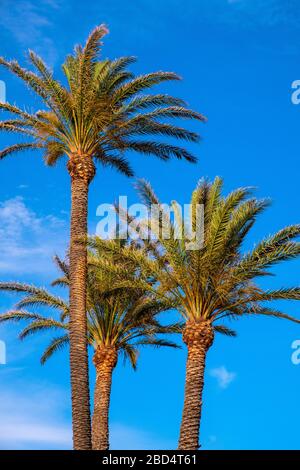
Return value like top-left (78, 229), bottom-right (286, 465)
top-left (0, 310), bottom-right (44, 323)
top-left (0, 143), bottom-right (42, 159)
top-left (19, 318), bottom-right (67, 340)
top-left (40, 334), bottom-right (69, 364)
top-left (214, 325), bottom-right (237, 337)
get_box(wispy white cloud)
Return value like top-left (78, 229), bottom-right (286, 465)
top-left (0, 196), bottom-right (67, 276)
top-left (210, 365), bottom-right (236, 389)
top-left (0, 0), bottom-right (63, 65)
top-left (0, 382), bottom-right (71, 449)
top-left (0, 380), bottom-right (171, 450)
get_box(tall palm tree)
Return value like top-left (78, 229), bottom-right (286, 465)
top-left (97, 177), bottom-right (300, 450)
top-left (0, 242), bottom-right (180, 450)
top-left (0, 26), bottom-right (205, 448)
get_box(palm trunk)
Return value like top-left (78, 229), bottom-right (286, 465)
top-left (69, 175), bottom-right (91, 450)
top-left (178, 321), bottom-right (214, 450)
top-left (92, 347), bottom-right (117, 450)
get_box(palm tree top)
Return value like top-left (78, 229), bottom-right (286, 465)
top-left (0, 24), bottom-right (206, 180)
top-left (93, 177), bottom-right (300, 334)
top-left (0, 241), bottom-right (181, 368)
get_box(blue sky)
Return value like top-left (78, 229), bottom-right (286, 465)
top-left (0, 0), bottom-right (300, 450)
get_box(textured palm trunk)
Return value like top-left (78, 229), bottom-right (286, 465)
top-left (92, 346), bottom-right (118, 450)
top-left (178, 320), bottom-right (214, 450)
top-left (68, 154), bottom-right (95, 450)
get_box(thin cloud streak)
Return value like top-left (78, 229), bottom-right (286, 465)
top-left (0, 0), bottom-right (62, 65)
top-left (0, 382), bottom-right (72, 450)
top-left (0, 381), bottom-right (171, 450)
top-left (0, 196), bottom-right (67, 276)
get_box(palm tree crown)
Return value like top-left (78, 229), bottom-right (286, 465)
top-left (0, 242), bottom-right (180, 365)
top-left (105, 176), bottom-right (300, 331)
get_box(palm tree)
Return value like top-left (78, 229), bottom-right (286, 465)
top-left (98, 177), bottom-right (300, 450)
top-left (0, 26), bottom-right (205, 448)
top-left (0, 241), bottom-right (181, 450)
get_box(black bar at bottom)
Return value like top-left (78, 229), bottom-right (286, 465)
top-left (0, 450), bottom-right (300, 466)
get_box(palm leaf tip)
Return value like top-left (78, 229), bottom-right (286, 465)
top-left (214, 325), bottom-right (237, 337)
top-left (100, 154), bottom-right (134, 177)
top-left (94, 23), bottom-right (109, 36)
top-left (81, 23), bottom-right (109, 52)
top-left (40, 334), bottom-right (69, 365)
top-left (124, 141), bottom-right (197, 163)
